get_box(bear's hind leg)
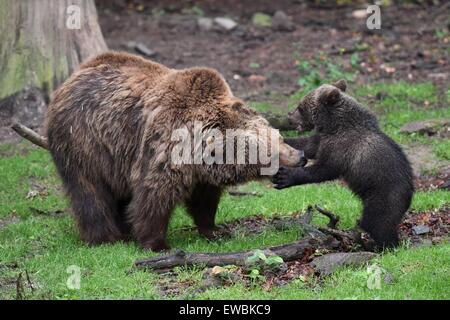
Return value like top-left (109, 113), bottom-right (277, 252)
top-left (127, 186), bottom-right (178, 251)
top-left (185, 184), bottom-right (223, 239)
top-left (359, 192), bottom-right (406, 249)
top-left (66, 177), bottom-right (126, 245)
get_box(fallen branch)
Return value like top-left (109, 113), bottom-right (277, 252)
top-left (11, 122), bottom-right (48, 149)
top-left (314, 205), bottom-right (340, 228)
top-left (228, 191), bottom-right (262, 197)
top-left (135, 237), bottom-right (335, 271)
top-left (318, 226), bottom-right (360, 242)
top-left (135, 204), bottom-right (367, 271)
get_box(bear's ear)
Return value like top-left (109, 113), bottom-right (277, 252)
top-left (229, 99), bottom-right (257, 116)
top-left (317, 85), bottom-right (341, 106)
top-left (230, 100), bottom-right (244, 111)
top-left (332, 79), bottom-right (347, 92)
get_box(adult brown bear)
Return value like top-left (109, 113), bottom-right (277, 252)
top-left (46, 52), bottom-right (304, 251)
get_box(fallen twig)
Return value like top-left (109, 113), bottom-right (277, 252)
top-left (16, 272), bottom-right (24, 300)
top-left (318, 226), bottom-right (359, 242)
top-left (25, 270), bottom-right (34, 293)
top-left (11, 122), bottom-right (48, 149)
top-left (228, 191), bottom-right (262, 197)
top-left (314, 205), bottom-right (340, 228)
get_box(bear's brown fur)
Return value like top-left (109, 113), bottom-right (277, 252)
top-left (46, 51), bottom-right (302, 251)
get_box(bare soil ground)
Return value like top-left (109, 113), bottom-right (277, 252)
top-left (96, 0), bottom-right (450, 100)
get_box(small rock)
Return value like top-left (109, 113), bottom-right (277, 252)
top-left (197, 17), bottom-right (213, 31)
top-left (211, 266), bottom-right (226, 275)
top-left (412, 225), bottom-right (431, 235)
top-left (432, 236), bottom-right (442, 244)
top-left (272, 10), bottom-right (295, 32)
top-left (126, 41), bottom-right (137, 50)
top-left (310, 252), bottom-right (377, 276)
top-left (380, 64), bottom-right (396, 74)
top-left (26, 190), bottom-right (39, 199)
top-left (252, 12), bottom-right (272, 27)
top-left (419, 238), bottom-right (433, 247)
top-left (427, 73), bottom-right (448, 80)
top-left (384, 272), bottom-right (394, 284)
top-left (248, 75), bottom-right (267, 83)
top-left (400, 119), bottom-right (450, 135)
top-left (352, 9), bottom-right (367, 19)
top-left (134, 43), bottom-right (157, 58)
top-left (214, 17), bottom-right (238, 31)
top-left (126, 41), bottom-right (157, 58)
top-left (201, 268), bottom-right (223, 288)
top-left (440, 180), bottom-right (450, 190)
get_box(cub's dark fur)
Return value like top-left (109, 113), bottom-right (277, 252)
top-left (272, 80), bottom-right (414, 249)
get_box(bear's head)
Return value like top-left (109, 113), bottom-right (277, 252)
top-left (168, 68), bottom-right (305, 184)
top-left (192, 97), bottom-right (306, 182)
top-left (288, 79), bottom-right (347, 133)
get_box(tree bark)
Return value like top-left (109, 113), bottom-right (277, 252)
top-left (0, 0), bottom-right (107, 100)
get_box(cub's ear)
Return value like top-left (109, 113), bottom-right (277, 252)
top-left (332, 79), bottom-right (347, 92)
top-left (317, 85), bottom-right (341, 106)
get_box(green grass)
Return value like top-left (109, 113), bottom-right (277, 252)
top-left (1, 81), bottom-right (449, 300)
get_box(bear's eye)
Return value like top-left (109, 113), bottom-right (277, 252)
top-left (298, 108), bottom-right (306, 117)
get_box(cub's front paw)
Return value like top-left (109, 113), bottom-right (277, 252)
top-left (299, 150), bottom-right (308, 167)
top-left (271, 166), bottom-right (297, 189)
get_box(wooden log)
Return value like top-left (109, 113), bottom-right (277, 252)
top-left (135, 237), bottom-right (335, 271)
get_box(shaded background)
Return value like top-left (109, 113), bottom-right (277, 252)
top-left (96, 0), bottom-right (449, 105)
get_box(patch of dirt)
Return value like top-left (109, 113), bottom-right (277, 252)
top-left (0, 262), bottom-right (19, 299)
top-left (415, 169), bottom-right (450, 191)
top-left (0, 213), bottom-right (20, 230)
top-left (399, 206), bottom-right (450, 246)
top-left (172, 212), bottom-right (312, 239)
top-left (404, 144), bottom-right (450, 177)
top-left (96, 0), bottom-right (450, 101)
top-left (157, 273), bottom-right (198, 298)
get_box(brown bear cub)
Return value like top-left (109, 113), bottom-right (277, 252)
top-left (272, 80), bottom-right (414, 249)
top-left (46, 51), bottom-right (304, 251)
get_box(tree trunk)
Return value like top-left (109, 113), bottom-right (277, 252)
top-left (0, 0), bottom-right (107, 100)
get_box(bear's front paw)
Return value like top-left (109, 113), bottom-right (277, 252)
top-left (272, 166), bottom-right (297, 189)
top-left (198, 225), bottom-right (231, 240)
top-left (141, 240), bottom-right (171, 252)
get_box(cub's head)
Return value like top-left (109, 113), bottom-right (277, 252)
top-left (288, 79), bottom-right (347, 132)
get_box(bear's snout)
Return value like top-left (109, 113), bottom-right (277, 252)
top-left (278, 142), bottom-right (305, 167)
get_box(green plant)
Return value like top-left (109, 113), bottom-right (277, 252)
top-left (435, 28), bottom-right (448, 40)
top-left (249, 62), bottom-right (261, 69)
top-left (245, 249), bottom-right (284, 280)
top-left (295, 52), bottom-right (356, 92)
top-left (248, 269), bottom-right (266, 283)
